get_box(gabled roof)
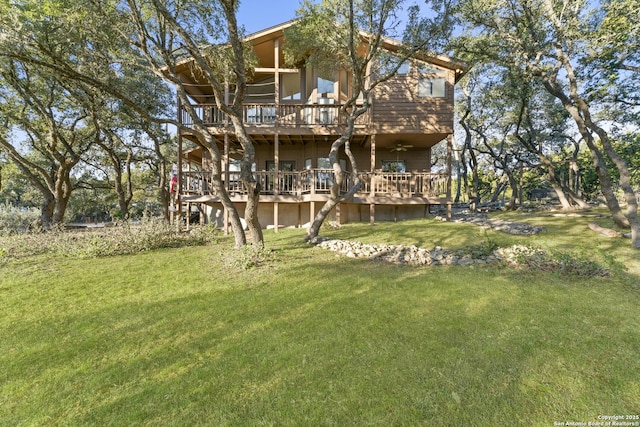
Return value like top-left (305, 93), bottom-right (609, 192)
top-left (175, 19), bottom-right (469, 101)
top-left (243, 19), bottom-right (469, 81)
top-left (243, 19), bottom-right (299, 43)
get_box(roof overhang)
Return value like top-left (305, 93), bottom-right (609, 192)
top-left (175, 19), bottom-right (470, 100)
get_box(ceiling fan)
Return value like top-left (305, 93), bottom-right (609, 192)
top-left (390, 143), bottom-right (413, 162)
top-left (390, 143), bottom-right (413, 152)
top-left (227, 145), bottom-right (244, 156)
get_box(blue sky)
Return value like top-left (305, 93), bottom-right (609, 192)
top-left (237, 0), bottom-right (304, 34)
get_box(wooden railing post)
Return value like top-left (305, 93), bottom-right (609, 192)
top-left (446, 135), bottom-right (453, 220)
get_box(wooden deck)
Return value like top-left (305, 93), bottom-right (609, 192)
top-left (180, 170), bottom-right (449, 203)
top-left (180, 103), bottom-right (371, 128)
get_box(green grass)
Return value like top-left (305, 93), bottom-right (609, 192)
top-left (1, 211), bottom-right (639, 426)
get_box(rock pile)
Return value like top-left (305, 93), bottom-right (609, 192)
top-left (313, 238), bottom-right (536, 266)
top-left (434, 212), bottom-right (545, 235)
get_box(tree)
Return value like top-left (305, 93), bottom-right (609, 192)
top-left (587, 0), bottom-right (640, 121)
top-left (0, 59), bottom-right (97, 227)
top-left (0, 160), bottom-right (42, 208)
top-left (285, 0), bottom-right (455, 241)
top-left (456, 67), bottom-right (529, 210)
top-left (139, 123), bottom-right (175, 222)
top-left (90, 0), bottom-right (264, 247)
top-left (452, 0), bottom-right (640, 248)
top-left (509, 69), bottom-right (590, 209)
top-left (0, 0), bottom-right (175, 227)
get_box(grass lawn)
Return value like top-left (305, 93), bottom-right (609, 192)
top-left (1, 210), bottom-right (639, 426)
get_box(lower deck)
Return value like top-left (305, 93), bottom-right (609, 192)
top-left (181, 169), bottom-right (449, 198)
top-left (177, 170), bottom-right (452, 229)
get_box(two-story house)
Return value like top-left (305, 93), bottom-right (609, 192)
top-left (175, 20), bottom-right (468, 230)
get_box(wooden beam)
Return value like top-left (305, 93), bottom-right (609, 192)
top-left (254, 67), bottom-right (299, 73)
top-left (274, 133), bottom-right (279, 196)
top-left (370, 134), bottom-right (376, 173)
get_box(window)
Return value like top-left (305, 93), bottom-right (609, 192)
top-left (315, 158), bottom-right (346, 190)
top-left (418, 64), bottom-right (446, 98)
top-left (267, 161), bottom-right (296, 172)
top-left (281, 73), bottom-right (301, 101)
top-left (247, 76), bottom-right (275, 101)
top-left (318, 76), bottom-right (335, 95)
top-left (229, 160), bottom-right (256, 172)
top-left (317, 158), bottom-right (346, 170)
top-left (266, 161), bottom-right (296, 193)
top-left (246, 106), bottom-right (275, 123)
top-left (382, 160), bottom-right (406, 173)
top-left (377, 54), bottom-right (410, 76)
top-left (316, 157), bottom-right (330, 169)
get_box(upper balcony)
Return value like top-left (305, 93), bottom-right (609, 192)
top-left (180, 103), bottom-right (371, 129)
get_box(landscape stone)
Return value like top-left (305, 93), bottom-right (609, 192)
top-left (312, 212), bottom-right (553, 266)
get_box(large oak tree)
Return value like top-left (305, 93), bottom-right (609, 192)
top-left (452, 0), bottom-right (640, 248)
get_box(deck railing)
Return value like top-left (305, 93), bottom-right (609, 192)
top-left (181, 170), bottom-right (448, 198)
top-left (180, 103), bottom-right (370, 127)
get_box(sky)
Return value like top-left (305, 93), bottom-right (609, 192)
top-left (237, 0), bottom-right (304, 34)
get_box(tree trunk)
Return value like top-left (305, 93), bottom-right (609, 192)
top-left (51, 171), bottom-right (73, 226)
top-left (582, 134), bottom-right (630, 227)
top-left (490, 178), bottom-right (506, 204)
top-left (591, 127), bottom-right (640, 248)
top-left (242, 172), bottom-right (263, 246)
top-left (454, 156), bottom-right (462, 204)
top-left (157, 157), bottom-right (170, 222)
top-left (505, 169), bottom-right (520, 210)
top-left (458, 150), bottom-right (469, 205)
top-left (540, 156), bottom-right (573, 210)
top-left (204, 144), bottom-right (246, 248)
top-left (588, 221), bottom-right (621, 238)
top-left (40, 195), bottom-right (55, 229)
top-left (307, 197), bottom-right (340, 241)
top-left (469, 156), bottom-right (479, 212)
top-left (112, 157), bottom-right (133, 220)
top-left (306, 135), bottom-right (362, 241)
top-left (539, 61), bottom-right (630, 227)
top-left (306, 143), bottom-right (345, 241)
top-left (231, 118), bottom-right (263, 246)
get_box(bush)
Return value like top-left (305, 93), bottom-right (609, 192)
top-left (496, 245), bottom-right (611, 277)
top-left (0, 217), bottom-right (217, 261)
top-left (220, 243), bottom-right (277, 270)
top-left (0, 204), bottom-right (40, 235)
top-left (65, 219), bottom-right (217, 258)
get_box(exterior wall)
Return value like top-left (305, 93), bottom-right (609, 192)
top-left (375, 146), bottom-right (432, 172)
top-left (372, 65), bottom-right (455, 134)
top-left (251, 141), bottom-right (335, 170)
top-left (201, 200), bottom-right (430, 229)
top-left (201, 200), bottom-right (433, 228)
top-left (246, 141), bottom-right (432, 173)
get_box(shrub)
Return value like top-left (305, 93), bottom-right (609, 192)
top-left (64, 219), bottom-right (218, 258)
top-left (0, 204), bottom-right (40, 235)
top-left (496, 245), bottom-right (610, 277)
top-left (469, 232), bottom-right (499, 259)
top-left (220, 243), bottom-right (277, 270)
top-left (0, 217), bottom-right (217, 261)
